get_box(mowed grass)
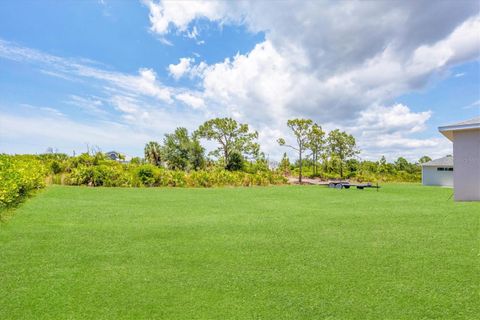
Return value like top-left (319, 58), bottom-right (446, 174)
top-left (0, 185), bottom-right (478, 319)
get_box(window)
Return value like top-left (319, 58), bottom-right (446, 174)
top-left (437, 167), bottom-right (453, 171)
top-left (437, 168), bottom-right (444, 171)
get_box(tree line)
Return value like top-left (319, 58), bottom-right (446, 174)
top-left (143, 117), bottom-right (431, 183)
top-left (277, 119), bottom-right (359, 183)
top-left (144, 117), bottom-right (263, 174)
top-left (1, 117), bottom-right (431, 209)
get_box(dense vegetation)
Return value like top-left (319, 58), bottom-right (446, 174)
top-left (279, 154), bottom-right (429, 182)
top-left (0, 152), bottom-right (285, 210)
top-left (1, 185), bottom-right (478, 319)
top-left (0, 154), bottom-right (46, 209)
top-left (277, 118), bottom-right (432, 183)
top-left (1, 117), bottom-right (436, 208)
top-left (142, 117), bottom-right (430, 183)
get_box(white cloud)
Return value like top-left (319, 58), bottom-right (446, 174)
top-left (145, 0), bottom-right (228, 35)
top-left (135, 68), bottom-right (172, 102)
top-left (346, 104), bottom-right (447, 161)
top-left (66, 95), bottom-right (107, 115)
top-left (407, 17), bottom-right (480, 78)
top-left (39, 107), bottom-right (65, 117)
top-left (191, 14), bottom-right (479, 124)
top-left (0, 39), bottom-right (173, 104)
top-left (2, 1), bottom-right (478, 161)
top-left (168, 57), bottom-right (209, 80)
top-left (0, 39), bottom-right (208, 156)
top-left (355, 104), bottom-right (432, 134)
top-left (111, 95), bottom-right (140, 114)
top-left (201, 41), bottom-right (294, 125)
top-left (175, 92), bottom-right (205, 109)
top-left (186, 26), bottom-right (199, 39)
top-left (0, 111), bottom-right (150, 155)
top-left (144, 4), bottom-right (478, 160)
top-left (168, 57), bottom-right (194, 79)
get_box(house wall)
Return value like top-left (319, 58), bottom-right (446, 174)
top-left (422, 167), bottom-right (453, 186)
top-left (453, 129), bottom-right (480, 201)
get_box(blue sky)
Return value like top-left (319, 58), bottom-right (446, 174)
top-left (0, 0), bottom-right (479, 161)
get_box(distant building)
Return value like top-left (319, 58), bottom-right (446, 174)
top-left (439, 117), bottom-right (480, 201)
top-left (421, 156), bottom-right (453, 187)
top-left (105, 151), bottom-right (132, 163)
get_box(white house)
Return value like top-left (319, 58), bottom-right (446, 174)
top-left (105, 151), bottom-right (132, 163)
top-left (422, 156), bottom-right (453, 187)
top-left (438, 117), bottom-right (480, 201)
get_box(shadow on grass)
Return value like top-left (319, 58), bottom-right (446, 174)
top-left (0, 188), bottom-right (45, 224)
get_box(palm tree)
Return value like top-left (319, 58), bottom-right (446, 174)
top-left (144, 141), bottom-right (162, 166)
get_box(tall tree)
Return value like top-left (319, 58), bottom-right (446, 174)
top-left (394, 157), bottom-right (409, 172)
top-left (279, 152), bottom-right (291, 175)
top-left (189, 138), bottom-right (206, 170)
top-left (327, 129), bottom-right (359, 178)
top-left (278, 118), bottom-right (313, 183)
top-left (418, 156), bottom-right (432, 164)
top-left (377, 155), bottom-right (389, 176)
top-left (307, 123), bottom-right (325, 176)
top-left (144, 141), bottom-right (162, 166)
top-left (195, 118), bottom-right (259, 166)
top-left (163, 127), bottom-right (205, 171)
top-left (225, 151), bottom-right (244, 171)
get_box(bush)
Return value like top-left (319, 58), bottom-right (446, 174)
top-left (135, 165), bottom-right (157, 187)
top-left (0, 155), bottom-right (47, 208)
top-left (226, 152), bottom-right (244, 171)
top-left (187, 170), bottom-right (212, 187)
top-left (1, 154), bottom-right (287, 202)
top-left (68, 164), bottom-right (129, 187)
top-left (50, 161), bottom-right (62, 174)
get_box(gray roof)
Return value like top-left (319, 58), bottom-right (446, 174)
top-left (443, 117), bottom-right (480, 127)
top-left (422, 156), bottom-right (453, 167)
top-left (439, 117), bottom-right (480, 141)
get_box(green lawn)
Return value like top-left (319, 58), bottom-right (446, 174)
top-left (0, 185), bottom-right (478, 319)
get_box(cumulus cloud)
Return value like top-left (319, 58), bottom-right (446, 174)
top-left (355, 104), bottom-right (432, 134)
top-left (2, 1), bottom-right (479, 160)
top-left (168, 57), bottom-right (208, 80)
top-left (145, 0), bottom-right (228, 35)
top-left (408, 17), bottom-right (480, 78)
top-left (348, 104), bottom-right (441, 161)
top-left (201, 41), bottom-right (294, 124)
top-left (175, 92), bottom-right (205, 110)
top-left (144, 1), bottom-right (479, 160)
top-left (168, 57), bottom-right (194, 79)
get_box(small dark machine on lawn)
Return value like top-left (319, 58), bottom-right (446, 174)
top-left (328, 181), bottom-right (380, 190)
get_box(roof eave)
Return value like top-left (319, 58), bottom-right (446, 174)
top-left (439, 123), bottom-right (480, 131)
top-left (438, 123), bottom-right (480, 141)
top-left (439, 129), bottom-right (453, 141)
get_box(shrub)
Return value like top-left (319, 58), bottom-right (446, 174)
top-left (187, 170), bottom-right (213, 187)
top-left (135, 165), bottom-right (157, 187)
top-left (0, 155), bottom-right (47, 208)
top-left (169, 171), bottom-right (187, 187)
top-left (50, 161), bottom-right (62, 174)
top-left (226, 152), bottom-right (244, 171)
top-left (1, 154), bottom-right (287, 198)
top-left (68, 164), bottom-right (129, 187)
